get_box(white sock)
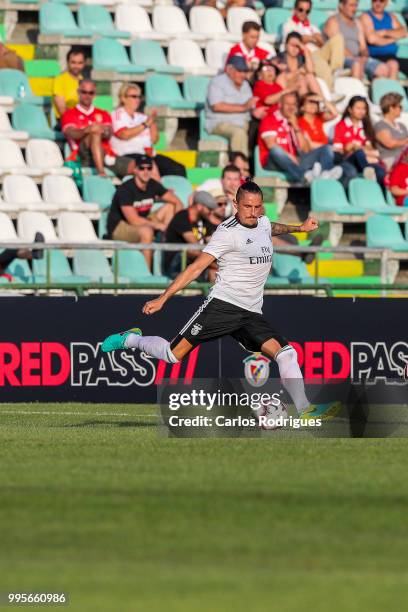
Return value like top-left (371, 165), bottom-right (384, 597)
top-left (124, 334), bottom-right (179, 363)
top-left (275, 346), bottom-right (310, 414)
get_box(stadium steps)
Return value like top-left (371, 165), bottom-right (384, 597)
top-left (306, 259), bottom-right (364, 278)
top-left (186, 167), bottom-right (222, 184)
top-left (25, 60), bottom-right (61, 97)
top-left (160, 150), bottom-right (197, 168)
top-left (6, 44), bottom-right (35, 60)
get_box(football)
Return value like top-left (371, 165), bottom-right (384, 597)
top-left (255, 397), bottom-right (288, 430)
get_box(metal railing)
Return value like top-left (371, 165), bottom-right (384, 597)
top-left (0, 240), bottom-right (406, 297)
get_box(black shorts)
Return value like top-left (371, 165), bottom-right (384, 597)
top-left (172, 297), bottom-right (288, 353)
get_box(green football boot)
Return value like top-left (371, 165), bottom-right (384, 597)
top-left (101, 327), bottom-right (142, 353)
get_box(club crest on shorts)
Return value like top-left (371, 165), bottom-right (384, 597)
top-left (190, 323), bottom-right (203, 336)
top-left (243, 354), bottom-right (270, 387)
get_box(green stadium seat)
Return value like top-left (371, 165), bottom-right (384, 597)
top-left (82, 176), bottom-right (116, 210)
top-left (183, 76), bottom-right (210, 109)
top-left (93, 38), bottom-right (146, 74)
top-left (371, 78), bottom-right (408, 111)
top-left (199, 109), bottom-right (228, 144)
top-left (73, 250), bottom-right (115, 282)
top-left (366, 214), bottom-right (408, 250)
top-left (130, 40), bottom-right (183, 75)
top-left (12, 104), bottom-right (56, 140)
top-left (98, 210), bottom-right (109, 239)
top-left (32, 250), bottom-right (90, 283)
top-left (253, 145), bottom-right (290, 181)
top-left (24, 60), bottom-right (61, 78)
top-left (162, 175), bottom-right (193, 207)
top-left (39, 3), bottom-right (93, 38)
top-left (78, 5), bottom-right (130, 39)
top-left (272, 253), bottom-right (312, 282)
top-left (113, 250), bottom-right (169, 285)
top-left (0, 69), bottom-right (44, 105)
top-left (311, 179), bottom-right (366, 215)
top-left (5, 259), bottom-right (32, 282)
top-left (93, 95), bottom-right (113, 112)
top-left (145, 75), bottom-right (196, 109)
top-left (263, 8), bottom-right (291, 40)
top-left (348, 178), bottom-right (403, 214)
top-left (310, 9), bottom-right (329, 29)
top-left (186, 166), bottom-right (222, 184)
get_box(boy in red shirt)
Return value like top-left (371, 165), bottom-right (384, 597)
top-left (227, 21), bottom-right (271, 72)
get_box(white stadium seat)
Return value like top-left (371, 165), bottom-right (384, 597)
top-left (25, 140), bottom-right (73, 177)
top-left (115, 5), bottom-right (169, 41)
top-left (333, 77), bottom-right (369, 110)
top-left (257, 40), bottom-right (277, 58)
top-left (120, 0), bottom-right (153, 6)
top-left (3, 175), bottom-right (60, 214)
top-left (189, 6), bottom-right (237, 41)
top-left (205, 40), bottom-right (232, 71)
top-left (17, 211), bottom-right (59, 242)
top-left (0, 109), bottom-right (28, 142)
top-left (79, 0), bottom-right (117, 5)
top-left (227, 7), bottom-right (275, 43)
top-left (42, 175), bottom-right (100, 217)
top-left (57, 212), bottom-right (100, 242)
top-left (152, 6), bottom-right (207, 41)
top-left (168, 40), bottom-right (216, 76)
top-left (0, 139), bottom-right (42, 177)
top-left (0, 211), bottom-right (19, 241)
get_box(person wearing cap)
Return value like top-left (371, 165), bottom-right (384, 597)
top-left (205, 55), bottom-right (267, 157)
top-left (163, 191), bottom-right (219, 280)
top-left (106, 155), bottom-right (183, 269)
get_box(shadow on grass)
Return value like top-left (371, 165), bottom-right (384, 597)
top-left (60, 420), bottom-right (157, 429)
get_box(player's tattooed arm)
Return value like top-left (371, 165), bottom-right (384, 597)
top-left (271, 218), bottom-right (319, 235)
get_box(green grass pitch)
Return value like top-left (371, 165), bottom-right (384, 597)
top-left (0, 403), bottom-right (407, 612)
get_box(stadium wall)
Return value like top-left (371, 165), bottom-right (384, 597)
top-left (0, 296), bottom-right (406, 402)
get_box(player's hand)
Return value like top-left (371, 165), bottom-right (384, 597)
top-left (143, 297), bottom-right (165, 315)
top-left (300, 217), bottom-right (319, 233)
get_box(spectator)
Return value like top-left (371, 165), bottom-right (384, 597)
top-left (205, 55), bottom-right (267, 156)
top-left (333, 95), bottom-right (386, 186)
top-left (206, 188), bottom-right (229, 228)
top-left (0, 233), bottom-right (44, 281)
top-left (298, 93), bottom-right (339, 149)
top-left (253, 61), bottom-right (288, 116)
top-left (375, 92), bottom-right (408, 170)
top-left (163, 191), bottom-right (219, 280)
top-left (388, 147), bottom-right (408, 205)
top-left (227, 21), bottom-right (272, 72)
top-left (0, 42), bottom-right (24, 71)
top-left (282, 0), bottom-right (344, 90)
top-left (324, 0), bottom-right (393, 80)
top-left (199, 164), bottom-right (242, 215)
top-left (218, 1), bottom-right (257, 19)
top-left (360, 0), bottom-right (408, 80)
top-left (106, 155), bottom-right (183, 269)
top-left (229, 151), bottom-right (251, 178)
top-left (258, 91), bottom-right (342, 182)
top-left (273, 32), bottom-right (326, 99)
top-left (62, 79), bottom-right (134, 178)
top-left (52, 48), bottom-right (85, 122)
top-left (110, 83), bottom-right (186, 179)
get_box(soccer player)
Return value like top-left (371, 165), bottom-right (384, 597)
top-left (102, 179), bottom-right (340, 423)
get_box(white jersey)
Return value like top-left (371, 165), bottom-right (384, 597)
top-left (110, 108), bottom-right (151, 156)
top-left (203, 214), bottom-right (273, 314)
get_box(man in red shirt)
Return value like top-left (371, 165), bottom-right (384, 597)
top-left (258, 92), bottom-right (342, 183)
top-left (227, 21), bottom-right (272, 72)
top-left (388, 148), bottom-right (408, 205)
top-left (62, 79), bottom-right (134, 177)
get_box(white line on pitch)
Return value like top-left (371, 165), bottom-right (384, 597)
top-left (0, 410), bottom-right (158, 417)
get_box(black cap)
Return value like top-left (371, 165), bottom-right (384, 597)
top-left (226, 55), bottom-right (249, 72)
top-left (135, 155), bottom-right (153, 167)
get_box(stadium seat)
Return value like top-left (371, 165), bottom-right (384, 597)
top-left (39, 3), bottom-right (93, 37)
top-left (0, 211), bottom-right (19, 242)
top-left (25, 140), bottom-right (72, 176)
top-left (73, 250), bottom-right (114, 282)
top-left (130, 40), bottom-right (183, 75)
top-left (17, 211), bottom-right (59, 241)
top-left (24, 59), bottom-right (61, 78)
top-left (0, 139), bottom-right (43, 177)
top-left (183, 75), bottom-right (210, 109)
top-left (113, 250), bottom-right (169, 285)
top-left (0, 108), bottom-right (28, 142)
top-left (162, 175), bottom-right (193, 207)
top-left (77, 5), bottom-right (130, 38)
top-left (82, 176), bottom-right (116, 210)
top-left (152, 6), bottom-right (207, 42)
top-left (371, 78), bottom-right (408, 111)
top-left (168, 40), bottom-right (216, 76)
top-left (199, 109), bottom-right (228, 147)
top-left (272, 253), bottom-right (312, 282)
top-left (42, 176), bottom-right (100, 215)
top-left (31, 249), bottom-right (89, 284)
top-left (348, 178), bottom-right (404, 214)
top-left (115, 5), bottom-right (169, 42)
top-left (12, 104), bottom-right (56, 140)
top-left (253, 145), bottom-right (290, 181)
top-left (0, 69), bottom-right (44, 105)
top-left (227, 7), bottom-right (273, 43)
top-left (5, 258), bottom-right (32, 282)
top-left (263, 8), bottom-right (291, 43)
top-left (311, 179), bottom-right (366, 214)
top-left (189, 6), bottom-right (237, 41)
top-left (205, 40), bottom-right (232, 71)
top-left (333, 77), bottom-right (370, 112)
top-left (145, 75), bottom-right (196, 110)
top-left (92, 39), bottom-right (146, 74)
top-left (366, 214), bottom-right (408, 250)
top-left (57, 212), bottom-right (100, 241)
top-left (80, 0), bottom-right (117, 5)
top-left (310, 9), bottom-right (329, 30)
top-left (3, 175), bottom-right (60, 214)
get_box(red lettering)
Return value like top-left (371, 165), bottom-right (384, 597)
top-left (323, 342), bottom-right (350, 379)
top-left (0, 343), bottom-right (21, 386)
top-left (42, 343), bottom-right (70, 385)
top-left (304, 342), bottom-right (323, 379)
top-left (21, 343), bottom-right (41, 386)
top-left (290, 342), bottom-right (304, 368)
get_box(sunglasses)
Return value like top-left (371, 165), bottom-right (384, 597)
top-left (126, 94), bottom-right (141, 99)
top-left (216, 202), bottom-right (227, 207)
top-left (297, 7), bottom-right (311, 13)
top-left (80, 90), bottom-right (96, 95)
top-left (138, 165), bottom-right (152, 170)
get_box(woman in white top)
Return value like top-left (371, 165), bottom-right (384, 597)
top-left (110, 83), bottom-right (186, 178)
